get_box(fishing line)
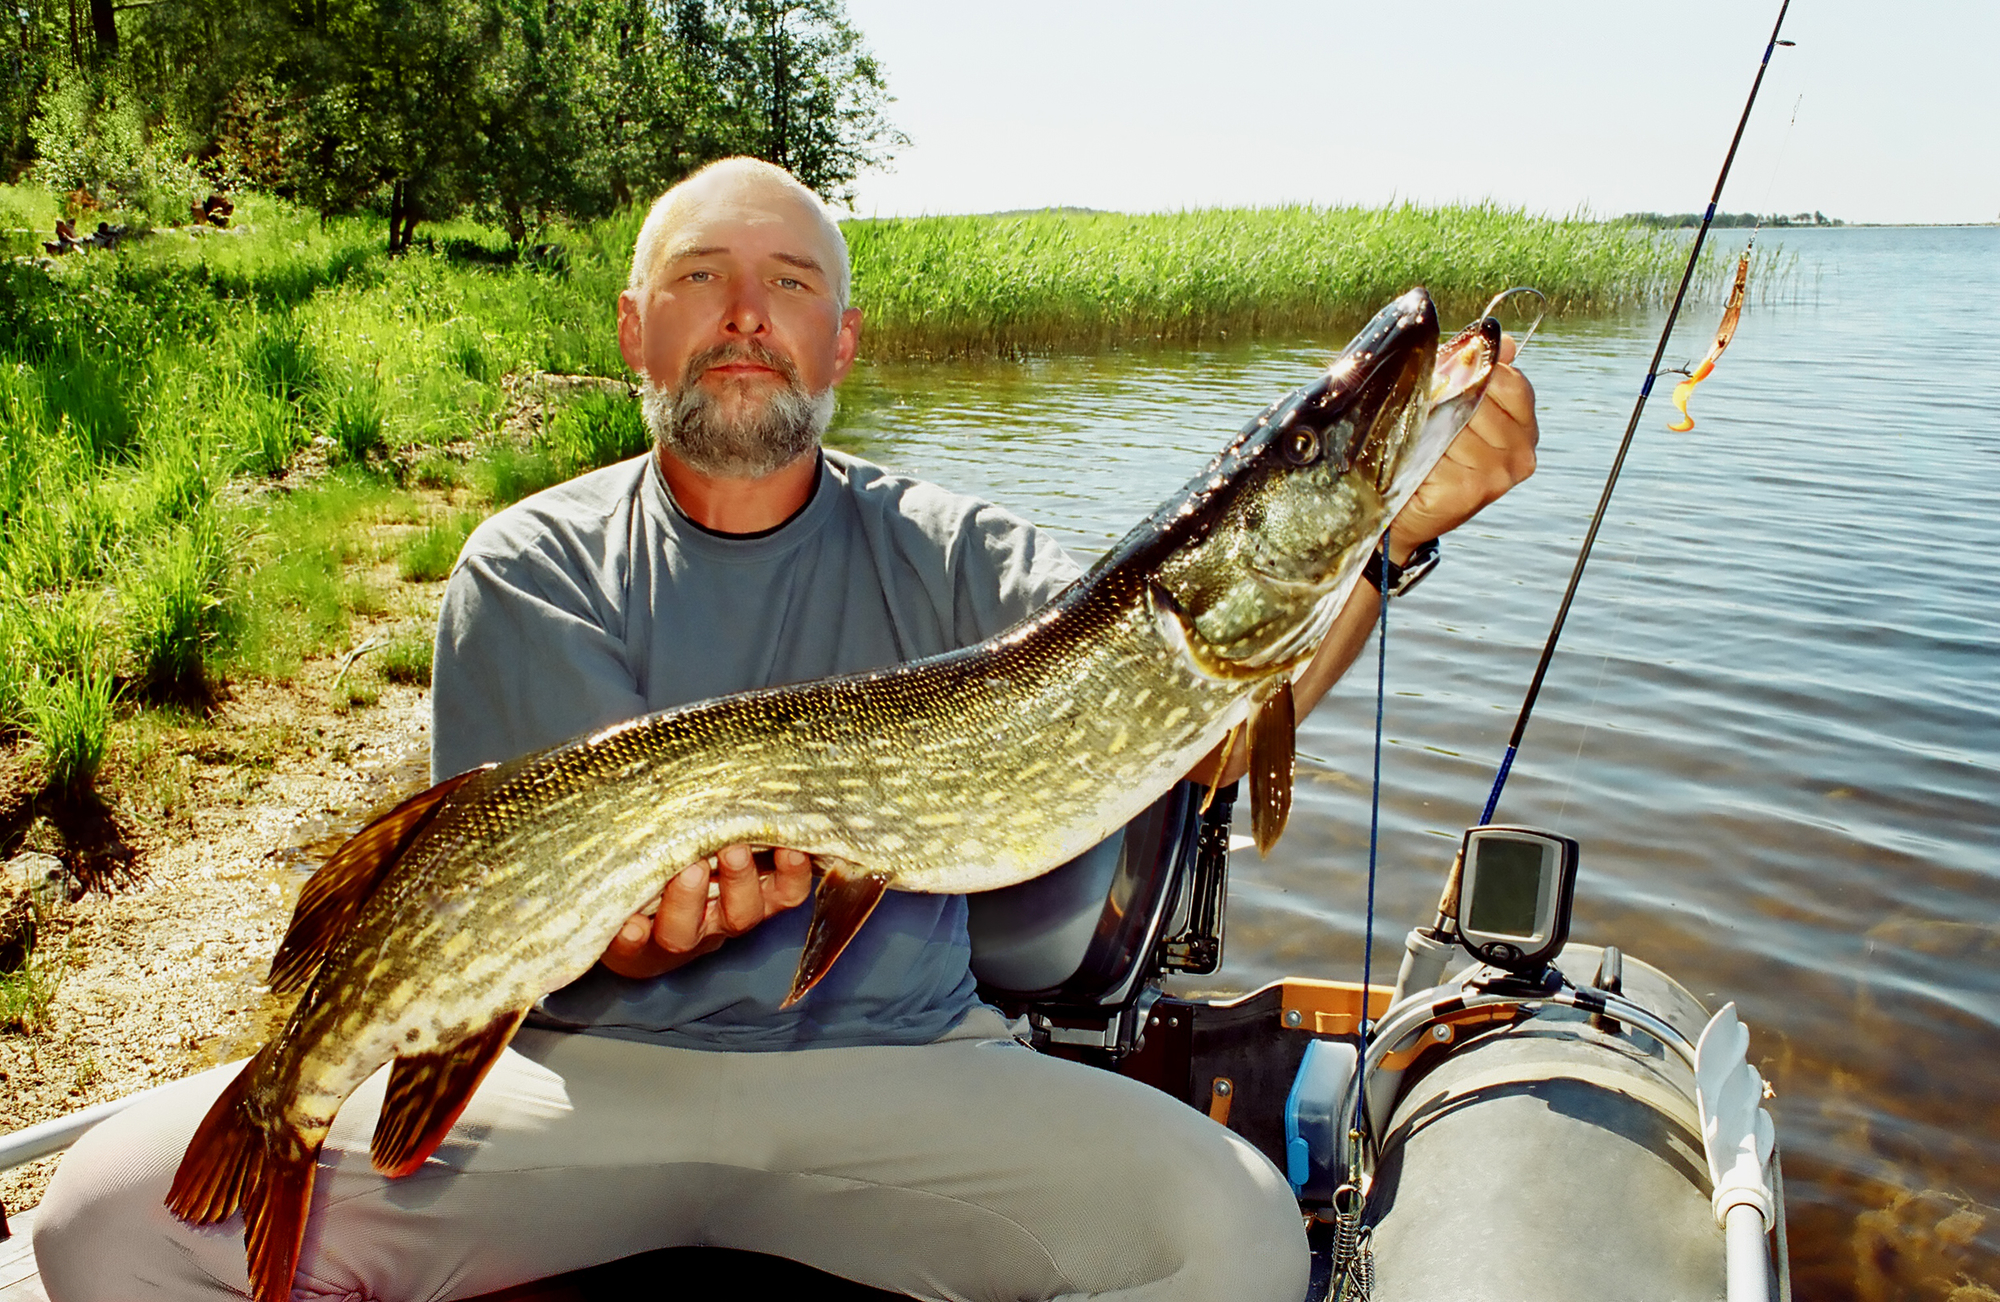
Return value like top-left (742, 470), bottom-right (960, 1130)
top-left (1551, 543), bottom-right (1640, 829)
top-left (1354, 538), bottom-right (1390, 1124)
top-left (1474, 0), bottom-right (1794, 827)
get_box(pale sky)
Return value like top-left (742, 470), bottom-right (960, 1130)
top-left (838, 1), bottom-right (1995, 226)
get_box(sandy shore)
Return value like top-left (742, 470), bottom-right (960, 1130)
top-left (1, 624), bottom-right (439, 1216)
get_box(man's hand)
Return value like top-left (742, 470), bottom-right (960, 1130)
top-left (600, 844), bottom-right (814, 979)
top-left (1386, 336), bottom-right (1538, 563)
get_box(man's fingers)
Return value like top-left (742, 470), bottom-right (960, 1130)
top-left (714, 843), bottom-right (766, 934)
top-left (652, 857), bottom-right (714, 953)
top-left (1466, 365), bottom-right (1537, 453)
top-left (765, 847), bottom-right (814, 911)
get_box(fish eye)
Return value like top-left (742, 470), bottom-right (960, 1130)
top-left (1282, 428), bottom-right (1321, 466)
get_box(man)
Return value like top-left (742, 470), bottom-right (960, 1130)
top-left (34, 157), bottom-right (1537, 1300)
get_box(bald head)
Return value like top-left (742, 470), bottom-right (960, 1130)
top-left (629, 158), bottom-right (851, 309)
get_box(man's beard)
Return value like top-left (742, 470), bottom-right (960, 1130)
top-left (644, 341), bottom-right (835, 479)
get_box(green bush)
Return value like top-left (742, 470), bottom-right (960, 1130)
top-left (34, 349), bottom-right (141, 463)
top-left (124, 517), bottom-right (232, 703)
top-left (546, 390), bottom-right (647, 474)
top-left (476, 443), bottom-right (567, 507)
top-left (1, 930), bottom-right (67, 1034)
top-left (327, 373), bottom-right (387, 464)
top-left (399, 510), bottom-right (478, 582)
top-left (235, 399), bottom-right (305, 477)
top-left (28, 75), bottom-right (202, 223)
top-left (224, 471), bottom-right (390, 678)
top-left (244, 316), bottom-right (324, 406)
top-left (377, 629), bottom-right (434, 685)
top-left (406, 448), bottom-right (465, 489)
top-left (25, 662), bottom-right (117, 796)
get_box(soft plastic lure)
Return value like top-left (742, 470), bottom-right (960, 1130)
top-left (1667, 251), bottom-right (1750, 432)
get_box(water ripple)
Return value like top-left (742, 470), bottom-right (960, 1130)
top-left (832, 226), bottom-right (2000, 1297)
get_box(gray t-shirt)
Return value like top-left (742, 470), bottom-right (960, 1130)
top-left (432, 448), bottom-right (1080, 1050)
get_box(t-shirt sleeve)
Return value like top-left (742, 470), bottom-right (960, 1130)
top-left (950, 500), bottom-right (1084, 644)
top-left (430, 526), bottom-right (647, 782)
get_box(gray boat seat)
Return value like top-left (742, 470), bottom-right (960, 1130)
top-left (967, 781), bottom-right (1208, 1010)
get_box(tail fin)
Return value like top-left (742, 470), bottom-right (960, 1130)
top-left (165, 1050), bottom-right (321, 1302)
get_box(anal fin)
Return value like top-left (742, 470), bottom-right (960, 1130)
top-left (269, 763), bottom-right (495, 994)
top-left (371, 1005), bottom-right (529, 1178)
top-left (783, 861), bottom-right (891, 1008)
top-left (1249, 678), bottom-right (1296, 855)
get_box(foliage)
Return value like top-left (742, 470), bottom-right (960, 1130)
top-left (25, 661), bottom-right (118, 796)
top-left (672, 0), bottom-right (906, 205)
top-left (123, 515), bottom-right (233, 704)
top-left (1, 931), bottom-right (67, 1035)
top-left (546, 389), bottom-right (649, 472)
top-left (398, 511), bottom-right (479, 583)
top-left (29, 72), bottom-right (205, 221)
top-left (1623, 210), bottom-right (1843, 229)
top-left (4, 0), bottom-right (904, 250)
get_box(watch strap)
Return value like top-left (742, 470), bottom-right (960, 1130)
top-left (1362, 538), bottom-right (1442, 597)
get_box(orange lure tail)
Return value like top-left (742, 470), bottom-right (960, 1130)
top-left (1668, 252), bottom-right (1751, 432)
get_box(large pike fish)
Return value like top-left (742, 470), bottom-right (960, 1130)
top-left (167, 288), bottom-right (1503, 1302)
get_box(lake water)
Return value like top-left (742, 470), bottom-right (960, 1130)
top-left (832, 226), bottom-right (2000, 1301)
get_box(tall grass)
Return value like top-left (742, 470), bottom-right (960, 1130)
top-left (846, 203), bottom-right (1701, 357)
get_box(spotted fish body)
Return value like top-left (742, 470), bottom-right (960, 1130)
top-left (167, 288), bottom-right (1501, 1302)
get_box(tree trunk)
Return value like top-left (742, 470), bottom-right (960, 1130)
top-left (88, 0), bottom-right (115, 58)
top-left (389, 179), bottom-right (409, 254)
top-left (766, 6), bottom-right (788, 168)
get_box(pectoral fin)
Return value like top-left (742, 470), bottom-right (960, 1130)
top-left (1199, 723), bottom-right (1242, 816)
top-left (1249, 679), bottom-right (1296, 854)
top-left (371, 1005), bottom-right (529, 1178)
top-left (783, 860), bottom-right (892, 1008)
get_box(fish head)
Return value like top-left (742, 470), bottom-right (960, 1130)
top-left (1151, 288), bottom-right (1463, 676)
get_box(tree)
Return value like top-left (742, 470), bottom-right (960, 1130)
top-left (687, 0), bottom-right (906, 204)
top-left (5, 0), bottom-right (907, 247)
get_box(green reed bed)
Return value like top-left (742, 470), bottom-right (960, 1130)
top-left (846, 203), bottom-right (1703, 357)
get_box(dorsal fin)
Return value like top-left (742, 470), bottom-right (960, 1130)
top-left (371, 1005), bottom-right (529, 1178)
top-left (267, 764), bottom-right (494, 993)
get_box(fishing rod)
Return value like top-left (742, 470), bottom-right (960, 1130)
top-left (1426, 0), bottom-right (1795, 932)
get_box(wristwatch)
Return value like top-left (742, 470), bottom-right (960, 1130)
top-left (1361, 538), bottom-right (1442, 597)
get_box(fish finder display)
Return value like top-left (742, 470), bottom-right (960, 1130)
top-left (1466, 838), bottom-right (1545, 938)
top-left (1455, 826), bottom-right (1580, 973)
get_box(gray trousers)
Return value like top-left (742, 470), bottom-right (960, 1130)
top-left (32, 1008), bottom-right (1309, 1301)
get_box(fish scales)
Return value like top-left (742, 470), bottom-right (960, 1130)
top-left (168, 288), bottom-right (1505, 1302)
